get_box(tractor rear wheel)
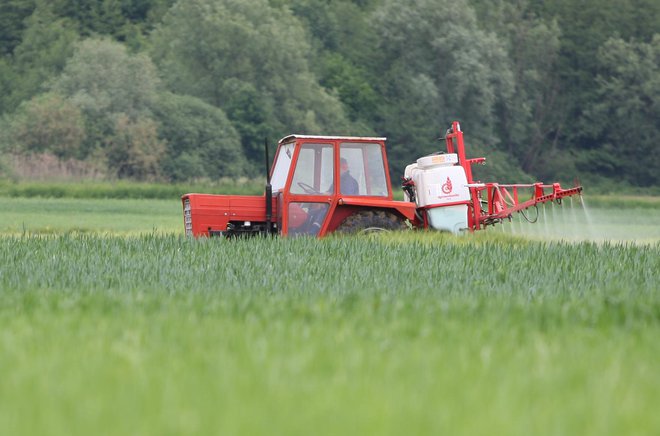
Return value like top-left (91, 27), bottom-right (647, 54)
top-left (335, 210), bottom-right (407, 234)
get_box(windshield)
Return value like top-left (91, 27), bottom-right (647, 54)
top-left (270, 142), bottom-right (295, 192)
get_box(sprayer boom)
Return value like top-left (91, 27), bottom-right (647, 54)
top-left (448, 121), bottom-right (583, 230)
top-left (476, 182), bottom-right (583, 226)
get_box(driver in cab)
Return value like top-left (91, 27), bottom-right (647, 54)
top-left (338, 157), bottom-right (358, 195)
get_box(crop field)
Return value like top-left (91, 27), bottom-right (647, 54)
top-left (0, 195), bottom-right (659, 435)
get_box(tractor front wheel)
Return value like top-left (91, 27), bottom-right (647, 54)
top-left (335, 210), bottom-right (407, 234)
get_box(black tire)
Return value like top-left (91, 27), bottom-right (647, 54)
top-left (335, 210), bottom-right (407, 234)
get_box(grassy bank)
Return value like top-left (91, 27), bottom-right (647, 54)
top-left (0, 179), bottom-right (264, 199)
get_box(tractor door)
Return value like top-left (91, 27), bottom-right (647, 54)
top-left (284, 141), bottom-right (335, 236)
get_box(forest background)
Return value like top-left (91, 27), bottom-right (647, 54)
top-left (0, 0), bottom-right (658, 191)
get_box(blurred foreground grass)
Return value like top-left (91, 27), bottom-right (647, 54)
top-left (0, 234), bottom-right (659, 436)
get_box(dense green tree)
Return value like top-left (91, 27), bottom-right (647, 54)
top-left (317, 53), bottom-right (379, 128)
top-left (45, 0), bottom-right (175, 49)
top-left (288, 0), bottom-right (382, 130)
top-left (153, 92), bottom-right (246, 181)
top-left (51, 37), bottom-right (160, 157)
top-left (218, 78), bottom-right (279, 168)
top-left (106, 114), bottom-right (165, 180)
top-left (580, 36), bottom-right (660, 187)
top-left (0, 4), bottom-right (78, 114)
top-left (470, 0), bottom-right (567, 180)
top-left (151, 0), bottom-right (352, 172)
top-left (47, 37), bottom-right (164, 178)
top-left (0, 0), bottom-right (37, 56)
top-left (529, 0), bottom-right (660, 151)
top-left (288, 0), bottom-right (379, 63)
top-left (0, 59), bottom-right (18, 113)
top-left (370, 0), bottom-right (529, 181)
top-left (52, 38), bottom-right (159, 119)
top-left (1, 92), bottom-right (86, 159)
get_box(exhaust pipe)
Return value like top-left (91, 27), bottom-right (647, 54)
top-left (264, 137), bottom-right (272, 233)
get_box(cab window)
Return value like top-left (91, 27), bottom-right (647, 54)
top-left (339, 142), bottom-right (389, 196)
top-left (271, 142), bottom-right (295, 192)
top-left (290, 143), bottom-right (334, 195)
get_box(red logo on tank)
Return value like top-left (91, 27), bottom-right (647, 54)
top-left (441, 177), bottom-right (452, 194)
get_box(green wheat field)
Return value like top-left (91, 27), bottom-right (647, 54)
top-left (1, 194), bottom-right (659, 435)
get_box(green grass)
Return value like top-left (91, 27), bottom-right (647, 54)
top-left (0, 197), bottom-right (182, 235)
top-left (1, 195), bottom-right (659, 435)
top-left (0, 234), bottom-right (658, 435)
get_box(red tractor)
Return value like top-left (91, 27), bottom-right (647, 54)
top-left (182, 121), bottom-right (582, 237)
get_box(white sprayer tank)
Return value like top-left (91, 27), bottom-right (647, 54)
top-left (404, 153), bottom-right (470, 234)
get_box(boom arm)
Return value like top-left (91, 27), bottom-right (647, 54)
top-left (445, 121), bottom-right (583, 230)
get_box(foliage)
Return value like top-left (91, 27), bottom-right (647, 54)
top-left (289, 0), bottom-right (381, 129)
top-left (470, 0), bottom-right (565, 178)
top-left (52, 38), bottom-right (160, 121)
top-left (0, 4), bottom-right (78, 113)
top-left (0, 0), bottom-right (658, 188)
top-left (106, 115), bottom-right (165, 180)
top-left (44, 0), bottom-right (176, 49)
top-left (47, 37), bottom-right (163, 176)
top-left (154, 92), bottom-right (246, 180)
top-left (0, 37), bottom-right (165, 180)
top-left (526, 0), bottom-right (660, 177)
top-left (150, 0), bottom-right (352, 169)
top-left (0, 0), bottom-right (37, 56)
top-left (317, 52), bottom-right (379, 130)
top-left (2, 93), bottom-right (86, 158)
top-left (580, 36), bottom-right (660, 187)
top-left (369, 0), bottom-right (532, 180)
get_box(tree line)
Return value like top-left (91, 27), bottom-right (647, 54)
top-left (0, 0), bottom-right (658, 188)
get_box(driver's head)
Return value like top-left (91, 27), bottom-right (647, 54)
top-left (340, 157), bottom-right (349, 174)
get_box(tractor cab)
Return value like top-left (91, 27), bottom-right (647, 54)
top-left (271, 135), bottom-right (398, 236)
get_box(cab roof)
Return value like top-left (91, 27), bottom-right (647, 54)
top-left (278, 134), bottom-right (387, 144)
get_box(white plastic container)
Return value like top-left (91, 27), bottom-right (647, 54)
top-left (404, 153), bottom-right (469, 233)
